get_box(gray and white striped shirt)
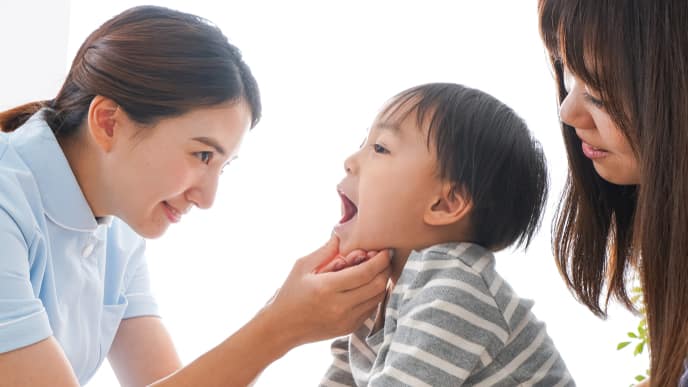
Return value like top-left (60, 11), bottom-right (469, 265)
top-left (320, 243), bottom-right (574, 386)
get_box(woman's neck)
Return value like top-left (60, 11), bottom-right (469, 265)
top-left (58, 132), bottom-right (108, 218)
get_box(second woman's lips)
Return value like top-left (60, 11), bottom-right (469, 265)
top-left (581, 141), bottom-right (609, 159)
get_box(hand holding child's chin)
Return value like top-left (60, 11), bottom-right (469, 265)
top-left (315, 249), bottom-right (379, 273)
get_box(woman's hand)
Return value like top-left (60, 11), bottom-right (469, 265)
top-left (262, 235), bottom-right (391, 347)
top-left (315, 248), bottom-right (381, 273)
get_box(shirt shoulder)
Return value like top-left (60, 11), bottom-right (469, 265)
top-left (0, 136), bottom-right (44, 244)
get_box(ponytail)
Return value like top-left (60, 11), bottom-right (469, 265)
top-left (0, 101), bottom-right (51, 132)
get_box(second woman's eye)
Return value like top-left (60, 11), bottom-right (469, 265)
top-left (372, 143), bottom-right (389, 154)
top-left (583, 92), bottom-right (605, 108)
top-left (195, 151), bottom-right (213, 164)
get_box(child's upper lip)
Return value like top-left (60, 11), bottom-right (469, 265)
top-left (336, 184), bottom-right (357, 206)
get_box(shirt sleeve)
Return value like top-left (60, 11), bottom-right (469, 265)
top-left (369, 275), bottom-right (508, 386)
top-left (320, 336), bottom-right (356, 387)
top-left (0, 208), bottom-right (52, 353)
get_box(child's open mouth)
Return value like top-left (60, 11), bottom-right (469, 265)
top-left (338, 190), bottom-right (358, 224)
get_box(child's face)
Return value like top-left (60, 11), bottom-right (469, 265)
top-left (334, 105), bottom-right (443, 255)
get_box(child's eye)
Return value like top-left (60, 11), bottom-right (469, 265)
top-left (372, 143), bottom-right (389, 154)
top-left (195, 151), bottom-right (213, 164)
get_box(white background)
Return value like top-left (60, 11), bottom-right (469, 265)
top-left (1, 1), bottom-right (647, 386)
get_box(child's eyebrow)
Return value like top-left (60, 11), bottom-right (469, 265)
top-left (372, 122), bottom-right (402, 133)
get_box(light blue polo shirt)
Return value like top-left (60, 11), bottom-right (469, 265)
top-left (0, 111), bottom-right (159, 384)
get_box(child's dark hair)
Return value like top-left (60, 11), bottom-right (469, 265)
top-left (383, 83), bottom-right (548, 251)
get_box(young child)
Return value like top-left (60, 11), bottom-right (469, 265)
top-left (319, 83), bottom-right (574, 386)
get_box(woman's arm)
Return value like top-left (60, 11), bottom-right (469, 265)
top-left (108, 317), bottom-right (182, 387)
top-left (117, 235), bottom-right (389, 387)
top-left (0, 338), bottom-right (80, 386)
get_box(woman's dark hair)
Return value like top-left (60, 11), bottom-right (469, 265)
top-left (0, 5), bottom-right (261, 136)
top-left (381, 83), bottom-right (548, 252)
top-left (539, 0), bottom-right (688, 385)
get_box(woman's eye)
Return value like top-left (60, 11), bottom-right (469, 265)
top-left (195, 151), bottom-right (213, 164)
top-left (583, 92), bottom-right (605, 108)
top-left (372, 143), bottom-right (389, 154)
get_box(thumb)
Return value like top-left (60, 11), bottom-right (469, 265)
top-left (301, 234), bottom-right (340, 272)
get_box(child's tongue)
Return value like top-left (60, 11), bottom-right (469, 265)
top-left (339, 193), bottom-right (358, 224)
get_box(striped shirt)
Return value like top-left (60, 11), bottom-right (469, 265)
top-left (320, 243), bottom-right (574, 386)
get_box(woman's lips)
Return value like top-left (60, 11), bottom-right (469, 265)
top-left (163, 201), bottom-right (182, 223)
top-left (581, 141), bottom-right (609, 159)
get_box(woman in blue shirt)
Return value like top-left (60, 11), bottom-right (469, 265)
top-left (0, 6), bottom-right (390, 386)
top-left (537, 0), bottom-right (688, 386)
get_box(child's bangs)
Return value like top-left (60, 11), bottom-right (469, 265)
top-left (379, 87), bottom-right (442, 149)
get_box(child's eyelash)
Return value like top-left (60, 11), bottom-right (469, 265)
top-left (371, 143), bottom-right (389, 154)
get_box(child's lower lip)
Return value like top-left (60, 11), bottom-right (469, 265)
top-left (581, 142), bottom-right (609, 159)
top-left (333, 218), bottom-right (353, 235)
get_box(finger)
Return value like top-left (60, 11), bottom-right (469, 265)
top-left (317, 249), bottom-right (367, 273)
top-left (325, 249), bottom-right (391, 291)
top-left (345, 287), bottom-right (388, 327)
top-left (315, 255), bottom-right (346, 274)
top-left (304, 234), bottom-right (341, 272)
top-left (341, 268), bottom-right (389, 305)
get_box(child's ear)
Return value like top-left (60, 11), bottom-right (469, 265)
top-left (424, 182), bottom-right (472, 226)
top-left (87, 95), bottom-right (119, 153)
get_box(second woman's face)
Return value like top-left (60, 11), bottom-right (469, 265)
top-left (558, 70), bottom-right (640, 185)
top-left (108, 101), bottom-right (252, 238)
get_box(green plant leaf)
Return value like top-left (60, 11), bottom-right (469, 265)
top-left (634, 342), bottom-right (645, 356)
top-left (617, 341), bottom-right (632, 350)
top-left (628, 332), bottom-right (638, 338)
top-left (635, 374), bottom-right (646, 382)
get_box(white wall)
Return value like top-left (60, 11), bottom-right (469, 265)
top-left (0, 0), bottom-right (71, 110)
top-left (3, 1), bottom-right (647, 386)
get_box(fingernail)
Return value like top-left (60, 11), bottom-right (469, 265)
top-left (333, 261), bottom-right (345, 271)
top-left (354, 255), bottom-right (367, 265)
top-left (387, 249), bottom-right (395, 259)
top-left (367, 250), bottom-right (378, 258)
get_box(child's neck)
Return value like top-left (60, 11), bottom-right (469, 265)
top-left (370, 247), bottom-right (413, 333)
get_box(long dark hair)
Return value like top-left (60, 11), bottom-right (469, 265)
top-left (539, 1), bottom-right (688, 385)
top-left (381, 83), bottom-right (548, 252)
top-left (0, 5), bottom-right (261, 136)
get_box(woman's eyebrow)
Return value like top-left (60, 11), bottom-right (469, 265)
top-left (192, 136), bottom-right (226, 156)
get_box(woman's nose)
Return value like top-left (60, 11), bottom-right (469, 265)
top-left (185, 176), bottom-right (218, 210)
top-left (559, 86), bottom-right (596, 130)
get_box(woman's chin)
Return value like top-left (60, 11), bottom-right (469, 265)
top-left (131, 221), bottom-right (169, 239)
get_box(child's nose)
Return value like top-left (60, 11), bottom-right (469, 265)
top-left (343, 152), bottom-right (358, 174)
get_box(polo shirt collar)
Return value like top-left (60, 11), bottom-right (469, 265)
top-left (10, 110), bottom-right (102, 232)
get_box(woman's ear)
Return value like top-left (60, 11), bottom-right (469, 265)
top-left (87, 95), bottom-right (119, 152)
top-left (424, 182), bottom-right (472, 226)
